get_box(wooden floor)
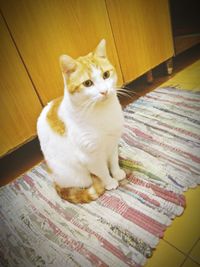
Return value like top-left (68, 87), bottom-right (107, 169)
top-left (0, 44), bottom-right (200, 187)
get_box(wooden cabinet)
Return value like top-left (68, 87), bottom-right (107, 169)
top-left (0, 0), bottom-right (174, 157)
top-left (0, 0), bottom-right (123, 105)
top-left (0, 15), bottom-right (42, 156)
top-left (106, 0), bottom-right (174, 82)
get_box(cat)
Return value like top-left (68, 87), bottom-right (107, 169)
top-left (37, 39), bottom-right (126, 203)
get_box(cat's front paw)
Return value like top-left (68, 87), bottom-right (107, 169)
top-left (112, 169), bottom-right (126, 181)
top-left (105, 178), bottom-right (119, 190)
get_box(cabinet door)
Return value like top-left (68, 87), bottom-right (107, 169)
top-left (0, 15), bottom-right (42, 157)
top-left (106, 0), bottom-right (174, 83)
top-left (0, 0), bottom-right (123, 104)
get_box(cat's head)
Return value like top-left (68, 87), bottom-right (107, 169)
top-left (60, 40), bottom-right (117, 105)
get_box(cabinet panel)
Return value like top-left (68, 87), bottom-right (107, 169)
top-left (0, 0), bottom-right (123, 104)
top-left (0, 15), bottom-right (42, 156)
top-left (106, 0), bottom-right (174, 82)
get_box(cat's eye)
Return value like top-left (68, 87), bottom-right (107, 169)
top-left (103, 71), bottom-right (110, 79)
top-left (83, 80), bottom-right (93, 87)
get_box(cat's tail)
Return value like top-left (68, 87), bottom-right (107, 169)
top-left (54, 175), bottom-right (105, 204)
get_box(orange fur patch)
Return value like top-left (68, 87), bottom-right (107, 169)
top-left (67, 53), bottom-right (115, 94)
top-left (54, 175), bottom-right (105, 204)
top-left (46, 97), bottom-right (66, 135)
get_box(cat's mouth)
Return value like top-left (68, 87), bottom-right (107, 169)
top-left (98, 93), bottom-right (110, 102)
top-left (91, 89), bottom-right (114, 104)
top-left (98, 89), bottom-right (114, 102)
top-left (100, 94), bottom-right (108, 100)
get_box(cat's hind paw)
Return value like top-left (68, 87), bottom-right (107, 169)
top-left (105, 178), bottom-right (119, 190)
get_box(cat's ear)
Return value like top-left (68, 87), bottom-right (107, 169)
top-left (94, 39), bottom-right (107, 58)
top-left (59, 55), bottom-right (77, 75)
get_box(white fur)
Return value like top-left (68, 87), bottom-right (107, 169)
top-left (37, 66), bottom-right (126, 190)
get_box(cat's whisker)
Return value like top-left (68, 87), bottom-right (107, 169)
top-left (116, 86), bottom-right (139, 96)
top-left (117, 91), bottom-right (133, 99)
top-left (116, 87), bottom-right (139, 97)
top-left (117, 88), bottom-right (137, 98)
top-left (118, 90), bottom-right (137, 97)
top-left (118, 88), bottom-right (136, 93)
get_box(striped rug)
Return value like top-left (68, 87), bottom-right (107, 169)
top-left (0, 87), bottom-right (200, 267)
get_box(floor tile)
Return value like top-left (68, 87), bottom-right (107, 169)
top-left (174, 82), bottom-right (198, 90)
top-left (164, 187), bottom-right (200, 254)
top-left (189, 239), bottom-right (200, 264)
top-left (182, 258), bottom-right (200, 267)
top-left (145, 240), bottom-right (185, 267)
top-left (162, 59), bottom-right (200, 90)
top-left (193, 85), bottom-right (200, 91)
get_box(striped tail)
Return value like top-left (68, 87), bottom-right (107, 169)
top-left (54, 175), bottom-right (105, 204)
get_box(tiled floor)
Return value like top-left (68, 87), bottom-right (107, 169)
top-left (146, 60), bottom-right (200, 267)
top-left (162, 60), bottom-right (200, 91)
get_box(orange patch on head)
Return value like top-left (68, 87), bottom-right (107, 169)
top-left (46, 97), bottom-right (66, 135)
top-left (59, 40), bottom-right (116, 94)
top-left (66, 54), bottom-right (115, 94)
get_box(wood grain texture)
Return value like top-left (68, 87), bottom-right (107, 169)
top-left (106, 0), bottom-right (174, 83)
top-left (0, 0), bottom-right (123, 104)
top-left (0, 15), bottom-right (42, 157)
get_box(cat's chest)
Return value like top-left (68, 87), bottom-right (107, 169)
top-left (73, 115), bottom-right (123, 153)
top-left (74, 128), bottom-right (117, 154)
top-left (91, 101), bottom-right (124, 131)
top-left (68, 98), bottom-right (124, 152)
top-left (88, 107), bottom-right (123, 136)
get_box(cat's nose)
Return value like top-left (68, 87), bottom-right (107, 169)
top-left (100, 90), bottom-right (108, 96)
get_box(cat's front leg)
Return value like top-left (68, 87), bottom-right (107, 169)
top-left (87, 160), bottom-right (119, 190)
top-left (109, 146), bottom-right (126, 181)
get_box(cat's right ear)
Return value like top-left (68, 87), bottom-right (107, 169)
top-left (59, 55), bottom-right (77, 75)
top-left (95, 39), bottom-right (107, 58)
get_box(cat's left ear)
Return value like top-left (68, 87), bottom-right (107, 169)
top-left (59, 55), bottom-right (77, 75)
top-left (94, 39), bottom-right (107, 58)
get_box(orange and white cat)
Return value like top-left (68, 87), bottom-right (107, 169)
top-left (37, 40), bottom-right (126, 203)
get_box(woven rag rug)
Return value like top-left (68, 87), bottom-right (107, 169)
top-left (0, 87), bottom-right (200, 267)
